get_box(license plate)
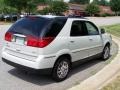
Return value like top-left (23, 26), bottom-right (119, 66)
top-left (15, 37), bottom-right (25, 45)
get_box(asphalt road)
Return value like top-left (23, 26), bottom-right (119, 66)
top-left (87, 17), bottom-right (120, 26)
top-left (0, 17), bottom-right (120, 90)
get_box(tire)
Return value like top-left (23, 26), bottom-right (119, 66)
top-left (52, 56), bottom-right (71, 82)
top-left (102, 45), bottom-right (110, 60)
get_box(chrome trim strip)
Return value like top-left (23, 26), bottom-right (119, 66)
top-left (44, 56), bottom-right (56, 59)
top-left (6, 53), bottom-right (36, 62)
top-left (72, 45), bottom-right (103, 53)
top-left (6, 48), bottom-right (37, 57)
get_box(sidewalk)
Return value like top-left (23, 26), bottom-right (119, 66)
top-left (0, 22), bottom-right (4, 25)
top-left (68, 36), bottom-right (120, 90)
top-left (0, 21), bottom-right (12, 25)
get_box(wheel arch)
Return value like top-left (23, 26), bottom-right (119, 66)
top-left (105, 42), bottom-right (111, 48)
top-left (53, 54), bottom-right (72, 68)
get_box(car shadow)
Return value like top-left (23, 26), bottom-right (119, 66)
top-left (8, 68), bottom-right (55, 85)
top-left (71, 59), bottom-right (102, 73)
top-left (8, 58), bottom-right (104, 86)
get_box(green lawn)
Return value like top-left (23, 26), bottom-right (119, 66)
top-left (101, 24), bottom-right (120, 90)
top-left (102, 24), bottom-right (120, 37)
top-left (101, 76), bottom-right (120, 90)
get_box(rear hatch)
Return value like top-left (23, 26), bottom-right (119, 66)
top-left (4, 16), bottom-right (52, 61)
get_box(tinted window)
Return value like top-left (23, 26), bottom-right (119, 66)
top-left (70, 21), bottom-right (88, 36)
top-left (85, 22), bottom-right (99, 35)
top-left (44, 18), bottom-right (67, 37)
top-left (8, 17), bottom-right (52, 37)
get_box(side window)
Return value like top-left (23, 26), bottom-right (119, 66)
top-left (45, 18), bottom-right (67, 37)
top-left (85, 22), bottom-right (99, 35)
top-left (70, 21), bottom-right (88, 36)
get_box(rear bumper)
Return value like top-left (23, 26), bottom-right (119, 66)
top-left (2, 51), bottom-right (56, 70)
top-left (2, 58), bottom-right (52, 74)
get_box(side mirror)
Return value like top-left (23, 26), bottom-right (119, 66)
top-left (100, 28), bottom-right (106, 34)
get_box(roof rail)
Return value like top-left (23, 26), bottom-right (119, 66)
top-left (68, 15), bottom-right (87, 19)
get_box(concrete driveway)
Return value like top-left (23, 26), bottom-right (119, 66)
top-left (0, 17), bottom-right (120, 90)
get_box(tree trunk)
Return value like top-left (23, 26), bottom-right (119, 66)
top-left (115, 12), bottom-right (118, 16)
top-left (17, 9), bottom-right (21, 20)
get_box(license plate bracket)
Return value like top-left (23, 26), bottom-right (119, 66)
top-left (15, 36), bottom-right (25, 45)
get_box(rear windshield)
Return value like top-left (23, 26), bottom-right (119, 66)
top-left (43, 18), bottom-right (67, 37)
top-left (8, 17), bottom-right (52, 37)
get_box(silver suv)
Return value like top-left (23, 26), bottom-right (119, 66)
top-left (2, 15), bottom-right (112, 81)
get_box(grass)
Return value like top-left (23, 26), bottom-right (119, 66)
top-left (101, 24), bottom-right (120, 90)
top-left (101, 76), bottom-right (120, 90)
top-left (102, 24), bottom-right (120, 37)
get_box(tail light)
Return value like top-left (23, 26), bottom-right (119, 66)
top-left (27, 36), bottom-right (54, 48)
top-left (5, 32), bottom-right (13, 42)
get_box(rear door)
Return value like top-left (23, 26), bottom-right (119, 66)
top-left (69, 20), bottom-right (90, 62)
top-left (85, 21), bottom-right (103, 57)
top-left (4, 17), bottom-right (52, 61)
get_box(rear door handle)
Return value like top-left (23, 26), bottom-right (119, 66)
top-left (70, 41), bottom-right (75, 43)
top-left (89, 38), bottom-right (93, 41)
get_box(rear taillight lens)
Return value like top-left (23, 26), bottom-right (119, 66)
top-left (5, 32), bottom-right (13, 42)
top-left (27, 36), bottom-right (54, 48)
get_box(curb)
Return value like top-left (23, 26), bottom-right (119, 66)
top-left (68, 36), bottom-right (120, 90)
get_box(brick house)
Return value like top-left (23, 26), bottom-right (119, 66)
top-left (37, 3), bottom-right (87, 16)
top-left (66, 3), bottom-right (87, 16)
top-left (99, 5), bottom-right (114, 15)
top-left (37, 3), bottom-right (114, 16)
top-left (65, 3), bottom-right (114, 16)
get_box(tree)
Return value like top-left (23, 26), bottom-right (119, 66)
top-left (4, 0), bottom-right (39, 15)
top-left (99, 0), bottom-right (109, 6)
top-left (92, 0), bottom-right (99, 4)
top-left (50, 1), bottom-right (68, 15)
top-left (69, 0), bottom-right (90, 4)
top-left (110, 0), bottom-right (120, 16)
top-left (39, 1), bottom-right (68, 15)
top-left (0, 0), bottom-right (5, 14)
top-left (25, 0), bottom-right (37, 15)
top-left (4, 0), bottom-right (26, 14)
top-left (86, 3), bottom-right (100, 16)
top-left (39, 7), bottom-right (51, 15)
top-left (33, 0), bottom-right (47, 4)
top-left (34, 0), bottom-right (64, 4)
top-left (93, 0), bottom-right (110, 6)
top-left (0, 0), bottom-right (17, 14)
